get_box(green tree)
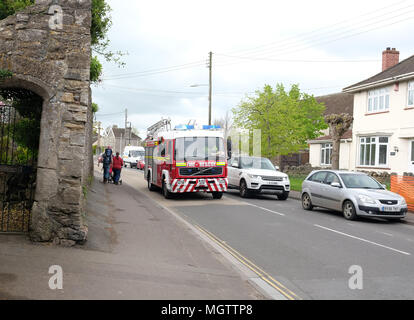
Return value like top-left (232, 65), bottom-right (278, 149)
top-left (325, 113), bottom-right (353, 170)
top-left (92, 102), bottom-right (99, 113)
top-left (232, 84), bottom-right (327, 158)
top-left (0, 0), bottom-right (33, 20)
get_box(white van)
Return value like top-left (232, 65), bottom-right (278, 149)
top-left (123, 146), bottom-right (145, 168)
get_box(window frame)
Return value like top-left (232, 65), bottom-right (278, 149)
top-left (367, 87), bottom-right (390, 113)
top-left (320, 143), bottom-right (333, 166)
top-left (358, 136), bottom-right (389, 168)
top-left (408, 81), bottom-right (414, 107)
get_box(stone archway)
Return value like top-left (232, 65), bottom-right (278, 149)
top-left (0, 0), bottom-right (93, 244)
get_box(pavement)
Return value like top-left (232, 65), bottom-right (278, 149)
top-left (0, 166), bottom-right (265, 300)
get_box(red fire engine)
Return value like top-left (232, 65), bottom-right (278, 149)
top-left (144, 119), bottom-right (228, 199)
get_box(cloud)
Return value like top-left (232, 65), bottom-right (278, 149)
top-left (92, 0), bottom-right (414, 135)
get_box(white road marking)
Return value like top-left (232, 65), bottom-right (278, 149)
top-left (378, 231), bottom-right (393, 237)
top-left (246, 203), bottom-right (285, 216)
top-left (314, 224), bottom-right (411, 256)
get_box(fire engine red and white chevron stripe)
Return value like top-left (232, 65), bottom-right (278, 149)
top-left (171, 178), bottom-right (228, 193)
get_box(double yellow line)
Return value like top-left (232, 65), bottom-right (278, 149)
top-left (195, 224), bottom-right (301, 300)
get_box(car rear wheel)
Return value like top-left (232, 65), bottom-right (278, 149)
top-left (302, 193), bottom-right (313, 210)
top-left (239, 180), bottom-right (250, 198)
top-left (277, 191), bottom-right (289, 200)
top-left (343, 200), bottom-right (357, 220)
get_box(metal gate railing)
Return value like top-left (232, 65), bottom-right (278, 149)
top-left (0, 103), bottom-right (37, 233)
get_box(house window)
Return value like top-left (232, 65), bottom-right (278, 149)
top-left (321, 143), bottom-right (332, 165)
top-left (359, 136), bottom-right (389, 167)
top-left (367, 87), bottom-right (390, 113)
top-left (408, 81), bottom-right (414, 107)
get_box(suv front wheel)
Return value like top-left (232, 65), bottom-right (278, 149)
top-left (240, 180), bottom-right (251, 198)
top-left (277, 191), bottom-right (289, 200)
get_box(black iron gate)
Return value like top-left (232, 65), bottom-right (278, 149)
top-left (0, 103), bottom-right (37, 233)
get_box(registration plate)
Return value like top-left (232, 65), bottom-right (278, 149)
top-left (267, 181), bottom-right (279, 185)
top-left (198, 179), bottom-right (207, 187)
top-left (381, 206), bottom-right (400, 212)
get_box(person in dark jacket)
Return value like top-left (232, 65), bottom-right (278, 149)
top-left (102, 146), bottom-right (113, 183)
top-left (112, 152), bottom-right (124, 185)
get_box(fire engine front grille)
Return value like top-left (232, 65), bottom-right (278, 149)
top-left (179, 167), bottom-right (223, 176)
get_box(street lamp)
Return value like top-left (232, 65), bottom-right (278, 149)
top-left (190, 83), bottom-right (212, 125)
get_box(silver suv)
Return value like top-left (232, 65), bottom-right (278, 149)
top-left (301, 170), bottom-right (408, 220)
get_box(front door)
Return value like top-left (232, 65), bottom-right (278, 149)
top-left (409, 140), bottom-right (414, 174)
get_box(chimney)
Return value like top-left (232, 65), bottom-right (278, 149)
top-left (382, 47), bottom-right (399, 71)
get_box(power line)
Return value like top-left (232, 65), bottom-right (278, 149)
top-left (215, 53), bottom-right (380, 63)
top-left (102, 60), bottom-right (207, 81)
top-left (97, 1), bottom-right (414, 82)
top-left (215, 14), bottom-right (414, 68)
top-left (220, 0), bottom-right (412, 58)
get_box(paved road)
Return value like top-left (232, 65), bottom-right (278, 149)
top-left (125, 168), bottom-right (414, 300)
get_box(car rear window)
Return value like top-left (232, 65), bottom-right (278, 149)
top-left (308, 171), bottom-right (328, 183)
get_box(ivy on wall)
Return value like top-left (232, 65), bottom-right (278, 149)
top-left (0, 69), bottom-right (13, 81)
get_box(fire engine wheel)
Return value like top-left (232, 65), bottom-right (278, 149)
top-left (162, 179), bottom-right (173, 199)
top-left (212, 192), bottom-right (223, 200)
top-left (147, 174), bottom-right (156, 191)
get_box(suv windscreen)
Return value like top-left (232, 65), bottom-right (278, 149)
top-left (339, 174), bottom-right (383, 189)
top-left (240, 157), bottom-right (276, 170)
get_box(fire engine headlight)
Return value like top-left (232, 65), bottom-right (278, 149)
top-left (177, 180), bottom-right (184, 186)
top-left (218, 178), bottom-right (226, 184)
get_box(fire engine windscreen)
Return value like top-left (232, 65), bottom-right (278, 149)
top-left (175, 137), bottom-right (226, 161)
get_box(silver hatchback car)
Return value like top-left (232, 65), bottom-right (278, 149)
top-left (301, 170), bottom-right (408, 220)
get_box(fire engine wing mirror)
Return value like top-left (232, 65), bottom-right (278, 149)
top-left (227, 138), bottom-right (232, 160)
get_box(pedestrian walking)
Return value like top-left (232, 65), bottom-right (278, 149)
top-left (102, 146), bottom-right (113, 183)
top-left (112, 152), bottom-right (124, 185)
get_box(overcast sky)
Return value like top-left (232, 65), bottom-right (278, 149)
top-left (92, 0), bottom-right (414, 137)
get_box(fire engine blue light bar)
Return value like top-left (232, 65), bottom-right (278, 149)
top-left (175, 124), bottom-right (195, 130)
top-left (202, 125), bottom-right (221, 130)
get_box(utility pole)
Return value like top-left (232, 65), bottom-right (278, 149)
top-left (125, 108), bottom-right (128, 130)
top-left (208, 51), bottom-right (213, 126)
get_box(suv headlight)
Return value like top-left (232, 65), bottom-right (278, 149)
top-left (358, 195), bottom-right (376, 204)
top-left (248, 174), bottom-right (260, 179)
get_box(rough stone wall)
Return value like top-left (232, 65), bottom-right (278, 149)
top-left (0, 0), bottom-right (92, 244)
